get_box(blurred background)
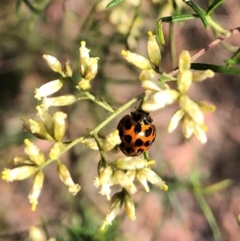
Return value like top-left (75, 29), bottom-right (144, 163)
top-left (0, 0), bottom-right (240, 240)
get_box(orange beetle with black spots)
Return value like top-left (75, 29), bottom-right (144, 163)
top-left (117, 109), bottom-right (156, 156)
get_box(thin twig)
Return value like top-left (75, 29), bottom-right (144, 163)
top-left (169, 26), bottom-right (240, 77)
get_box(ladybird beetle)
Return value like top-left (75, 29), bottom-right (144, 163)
top-left (117, 109), bottom-right (156, 156)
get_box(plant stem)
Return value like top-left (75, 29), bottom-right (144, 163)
top-left (206, 15), bottom-right (226, 34)
top-left (93, 133), bottom-right (109, 165)
top-left (84, 91), bottom-right (115, 113)
top-left (40, 93), bottom-right (144, 169)
top-left (168, 26), bottom-right (240, 76)
top-left (194, 189), bottom-right (222, 241)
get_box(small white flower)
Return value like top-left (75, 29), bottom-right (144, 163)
top-left (42, 55), bottom-right (63, 74)
top-left (142, 89), bottom-right (179, 112)
top-left (34, 79), bottom-right (63, 100)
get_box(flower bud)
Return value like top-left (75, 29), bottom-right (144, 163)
top-left (141, 100), bottom-right (163, 112)
top-left (28, 170), bottom-right (44, 211)
top-left (154, 89), bottom-right (179, 103)
top-left (197, 101), bottom-right (216, 113)
top-left (28, 225), bottom-right (47, 241)
top-left (123, 191), bottom-right (136, 221)
top-left (101, 192), bottom-right (123, 230)
top-left (85, 57), bottom-right (99, 81)
top-left (79, 41), bottom-right (90, 76)
top-left (97, 160), bottom-right (107, 175)
top-left (53, 112), bottom-right (67, 141)
top-left (49, 142), bottom-right (65, 160)
top-left (113, 170), bottom-right (137, 194)
top-left (168, 109), bottom-right (185, 133)
top-left (193, 124), bottom-right (207, 144)
top-left (179, 95), bottom-right (204, 126)
top-left (34, 79), bottom-right (64, 100)
top-left (147, 31), bottom-right (161, 66)
top-left (102, 130), bottom-right (121, 152)
top-left (237, 214), bottom-right (240, 226)
top-left (178, 50), bottom-right (191, 71)
top-left (182, 115), bottom-right (194, 139)
top-left (141, 168), bottom-right (168, 191)
top-left (177, 70), bottom-right (193, 93)
top-left (77, 78), bottom-right (91, 91)
top-left (43, 55), bottom-right (63, 74)
top-left (22, 118), bottom-right (54, 140)
top-left (57, 163), bottom-right (81, 195)
top-left (122, 50), bottom-right (152, 69)
top-left (125, 169), bottom-right (136, 182)
top-left (36, 106), bottom-right (54, 136)
top-left (141, 80), bottom-right (168, 92)
top-left (12, 155), bottom-right (33, 165)
top-left (139, 69), bottom-right (156, 81)
top-left (136, 169), bottom-right (149, 192)
top-left (24, 139), bottom-right (45, 166)
top-left (192, 69), bottom-right (214, 82)
top-left (142, 89), bottom-right (179, 112)
top-left (64, 59), bottom-right (73, 77)
top-left (2, 166), bottom-right (38, 182)
top-left (113, 156), bottom-right (149, 170)
top-left (42, 95), bottom-right (76, 109)
top-left (82, 138), bottom-right (103, 150)
top-left (99, 182), bottom-right (112, 201)
top-left (99, 165), bottom-right (113, 181)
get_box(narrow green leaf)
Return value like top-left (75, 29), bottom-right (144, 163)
top-left (156, 19), bottom-right (165, 45)
top-left (183, 0), bottom-right (209, 29)
top-left (194, 190), bottom-right (222, 241)
top-left (230, 47), bottom-right (240, 59)
top-left (225, 47), bottom-right (240, 66)
top-left (191, 63), bottom-right (240, 75)
top-left (202, 179), bottom-right (232, 195)
top-left (160, 14), bottom-right (198, 23)
top-left (156, 14), bottom-right (199, 45)
top-left (206, 0), bottom-right (225, 15)
top-left (224, 59), bottom-right (240, 65)
top-left (106, 0), bottom-right (123, 9)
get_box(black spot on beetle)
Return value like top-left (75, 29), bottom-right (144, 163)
top-left (134, 124), bottom-right (142, 133)
top-left (135, 138), bottom-right (143, 146)
top-left (125, 147), bottom-right (134, 155)
top-left (144, 127), bottom-right (153, 137)
top-left (124, 135), bottom-right (132, 143)
top-left (144, 141), bottom-right (150, 147)
top-left (136, 148), bottom-right (144, 154)
top-left (124, 118), bottom-right (132, 130)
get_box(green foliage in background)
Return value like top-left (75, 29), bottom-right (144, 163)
top-left (0, 0), bottom-right (240, 240)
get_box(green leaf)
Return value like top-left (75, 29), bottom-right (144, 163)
top-left (156, 19), bottom-right (165, 45)
top-left (225, 48), bottom-right (240, 66)
top-left (106, 0), bottom-right (123, 9)
top-left (202, 179), bottom-right (232, 195)
top-left (183, 0), bottom-right (209, 29)
top-left (160, 14), bottom-right (198, 23)
top-left (206, 0), bottom-right (225, 15)
top-left (193, 190), bottom-right (222, 241)
top-left (156, 14), bottom-right (200, 45)
top-left (224, 59), bottom-right (240, 65)
top-left (191, 63), bottom-right (240, 75)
